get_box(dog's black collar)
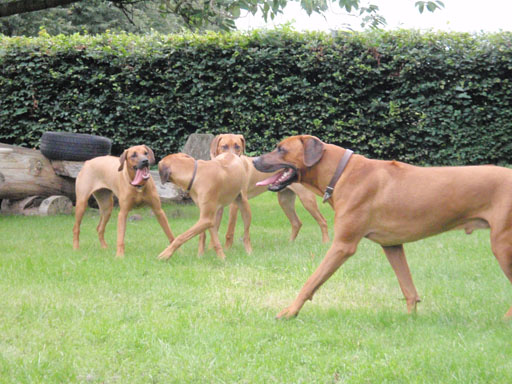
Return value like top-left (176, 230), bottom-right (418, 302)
top-left (323, 149), bottom-right (353, 203)
top-left (187, 159), bottom-right (198, 192)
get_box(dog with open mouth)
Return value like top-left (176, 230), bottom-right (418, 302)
top-left (254, 135), bottom-right (512, 320)
top-left (73, 145), bottom-right (175, 257)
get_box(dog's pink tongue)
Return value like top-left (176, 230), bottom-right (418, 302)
top-left (131, 169), bottom-right (145, 186)
top-left (256, 171), bottom-right (283, 187)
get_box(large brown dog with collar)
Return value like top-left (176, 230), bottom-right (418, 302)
top-left (158, 152), bottom-right (252, 260)
top-left (210, 134), bottom-right (329, 246)
top-left (253, 135), bottom-right (512, 319)
top-left (73, 145), bottom-right (175, 257)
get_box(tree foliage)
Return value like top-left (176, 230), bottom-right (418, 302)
top-left (0, 0), bottom-right (444, 32)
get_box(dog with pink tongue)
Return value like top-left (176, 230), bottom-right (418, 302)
top-left (73, 145), bottom-right (175, 257)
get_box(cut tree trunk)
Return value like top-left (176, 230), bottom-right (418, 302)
top-left (1, 195), bottom-right (73, 215)
top-left (0, 143), bottom-right (75, 200)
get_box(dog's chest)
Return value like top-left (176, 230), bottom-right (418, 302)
top-left (130, 187), bottom-right (147, 205)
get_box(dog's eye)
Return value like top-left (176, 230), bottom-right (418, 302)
top-left (144, 152), bottom-right (148, 155)
top-left (131, 153), bottom-right (137, 158)
top-left (222, 145), bottom-right (229, 150)
top-left (234, 144), bottom-right (240, 150)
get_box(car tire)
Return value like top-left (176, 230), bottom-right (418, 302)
top-left (40, 132), bottom-right (112, 161)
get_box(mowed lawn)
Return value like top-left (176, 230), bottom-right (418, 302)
top-left (1, 192), bottom-right (511, 383)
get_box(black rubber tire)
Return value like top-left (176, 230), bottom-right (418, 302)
top-left (40, 132), bottom-right (112, 161)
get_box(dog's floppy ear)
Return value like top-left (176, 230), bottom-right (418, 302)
top-left (118, 150), bottom-right (128, 171)
top-left (159, 163), bottom-right (170, 185)
top-left (210, 135), bottom-right (222, 159)
top-left (238, 135), bottom-right (246, 155)
top-left (144, 145), bottom-right (156, 165)
top-left (302, 136), bottom-right (325, 167)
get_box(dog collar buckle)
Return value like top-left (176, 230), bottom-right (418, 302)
top-left (322, 187), bottom-right (334, 203)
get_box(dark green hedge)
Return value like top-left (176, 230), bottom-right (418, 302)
top-left (1, 29), bottom-right (512, 165)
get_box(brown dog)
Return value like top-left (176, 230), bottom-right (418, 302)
top-left (157, 152), bottom-right (252, 260)
top-left (210, 134), bottom-right (329, 247)
top-left (73, 145), bottom-right (175, 257)
top-left (253, 135), bottom-right (512, 319)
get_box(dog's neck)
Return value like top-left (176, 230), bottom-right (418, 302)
top-left (302, 145), bottom-right (353, 199)
top-left (170, 158), bottom-right (199, 192)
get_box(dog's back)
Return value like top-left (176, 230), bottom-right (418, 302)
top-left (76, 156), bottom-right (122, 197)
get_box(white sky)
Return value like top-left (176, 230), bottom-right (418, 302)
top-left (236, 0), bottom-right (512, 32)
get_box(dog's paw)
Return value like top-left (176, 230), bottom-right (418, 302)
top-left (157, 251), bottom-right (171, 261)
top-left (276, 306), bottom-right (299, 320)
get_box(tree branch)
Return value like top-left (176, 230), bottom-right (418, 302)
top-left (0, 0), bottom-right (81, 18)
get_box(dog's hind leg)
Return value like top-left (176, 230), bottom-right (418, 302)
top-left (277, 188), bottom-right (302, 242)
top-left (236, 193), bottom-right (252, 254)
top-left (225, 204), bottom-right (238, 249)
top-left (292, 184), bottom-right (330, 243)
top-left (382, 245), bottom-right (421, 314)
top-left (73, 197), bottom-right (88, 250)
top-left (198, 207), bottom-right (222, 257)
top-left (93, 189), bottom-right (114, 249)
top-left (490, 229), bottom-right (512, 319)
top-left (73, 180), bottom-right (93, 250)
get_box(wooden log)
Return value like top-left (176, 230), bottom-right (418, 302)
top-left (1, 195), bottom-right (72, 215)
top-left (0, 143), bottom-right (75, 200)
top-left (51, 160), bottom-right (84, 178)
top-left (1, 195), bottom-right (43, 215)
top-left (39, 195), bottom-right (73, 216)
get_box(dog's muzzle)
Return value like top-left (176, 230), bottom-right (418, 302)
top-left (131, 158), bottom-right (151, 186)
top-left (253, 157), bottom-right (298, 192)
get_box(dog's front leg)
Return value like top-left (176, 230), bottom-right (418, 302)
top-left (277, 239), bottom-right (357, 319)
top-left (158, 218), bottom-right (214, 260)
top-left (116, 205), bottom-right (131, 258)
top-left (207, 207), bottom-right (224, 251)
top-left (198, 232), bottom-right (206, 257)
top-left (151, 206), bottom-right (175, 244)
top-left (208, 226), bottom-right (226, 260)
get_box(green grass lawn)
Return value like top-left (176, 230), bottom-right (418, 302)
top-left (1, 192), bottom-right (511, 383)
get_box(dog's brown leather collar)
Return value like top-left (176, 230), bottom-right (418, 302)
top-left (186, 159), bottom-right (198, 192)
top-left (322, 149), bottom-right (353, 203)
